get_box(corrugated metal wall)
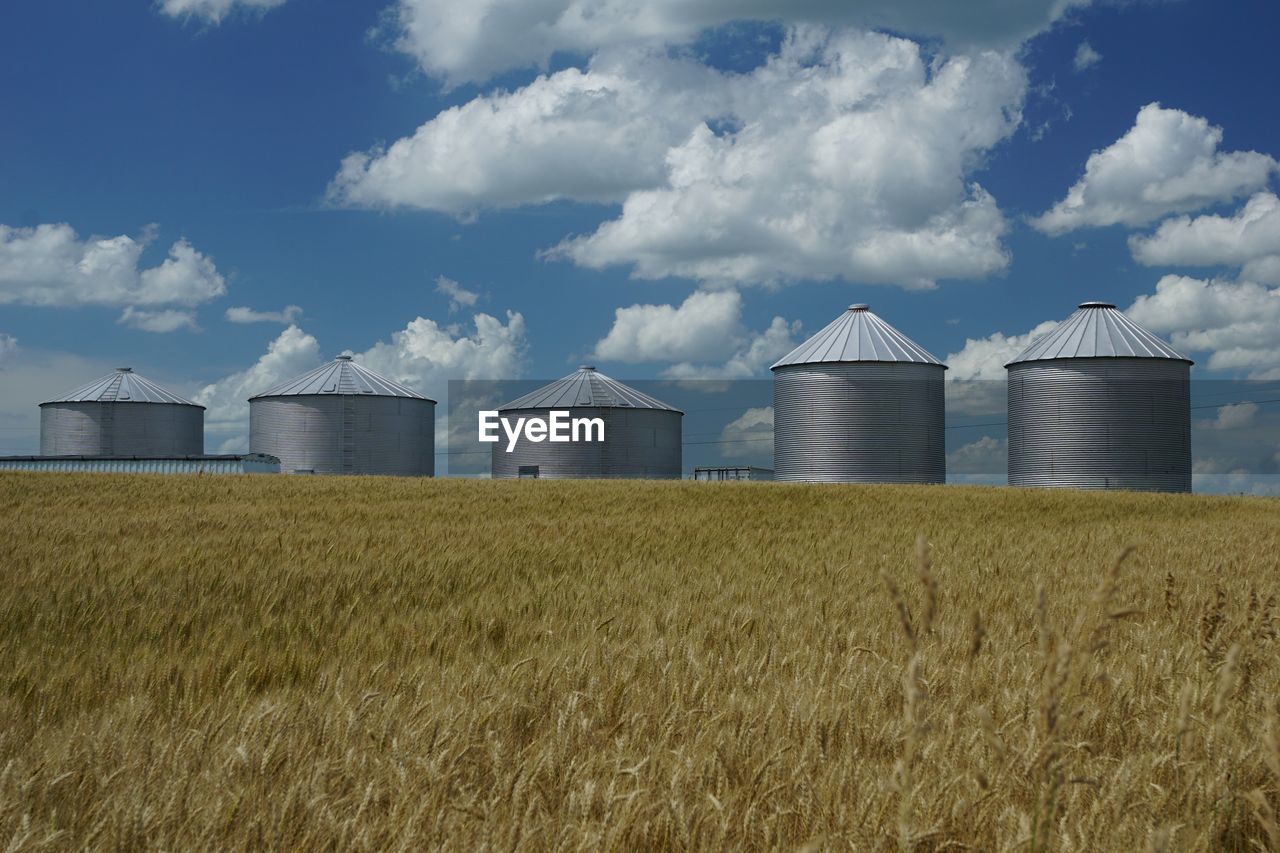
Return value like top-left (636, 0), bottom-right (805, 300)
top-left (773, 362), bottom-right (945, 483)
top-left (490, 407), bottom-right (682, 479)
top-left (0, 456), bottom-right (279, 474)
top-left (1007, 358), bottom-right (1191, 492)
top-left (249, 395), bottom-right (435, 476)
top-left (39, 403), bottom-right (204, 456)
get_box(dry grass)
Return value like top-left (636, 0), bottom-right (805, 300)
top-left (1, 472), bottom-right (1278, 850)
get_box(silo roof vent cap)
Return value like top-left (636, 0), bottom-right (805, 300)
top-left (848, 304), bottom-right (870, 311)
top-left (1078, 301), bottom-right (1116, 309)
top-left (116, 367), bottom-right (133, 373)
top-left (335, 355), bottom-right (353, 361)
top-left (578, 365), bottom-right (596, 371)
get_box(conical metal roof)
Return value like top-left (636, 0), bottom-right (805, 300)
top-left (499, 366), bottom-right (681, 412)
top-left (771, 304), bottom-right (945, 369)
top-left (249, 356), bottom-right (434, 400)
top-left (1006, 302), bottom-right (1192, 366)
top-left (41, 367), bottom-right (202, 407)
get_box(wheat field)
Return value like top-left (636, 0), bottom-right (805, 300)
top-left (1, 472), bottom-right (1278, 850)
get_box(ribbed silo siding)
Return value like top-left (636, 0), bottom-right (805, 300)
top-left (250, 398), bottom-right (342, 473)
top-left (39, 403), bottom-right (204, 456)
top-left (250, 396), bottom-right (435, 476)
top-left (772, 362), bottom-right (946, 484)
top-left (1007, 359), bottom-right (1191, 492)
top-left (0, 457), bottom-right (279, 474)
top-left (491, 407), bottom-right (682, 479)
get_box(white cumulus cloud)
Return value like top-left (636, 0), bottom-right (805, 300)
top-left (1129, 192), bottom-right (1280, 283)
top-left (434, 276), bottom-right (480, 312)
top-left (358, 311), bottom-right (527, 395)
top-left (718, 406), bottom-right (774, 460)
top-left (1032, 103), bottom-right (1276, 235)
top-left (225, 305), bottom-right (302, 324)
top-left (390, 0), bottom-right (1087, 86)
top-left (945, 320), bottom-right (1059, 381)
top-left (0, 333), bottom-right (16, 364)
top-left (947, 435), bottom-right (1006, 477)
top-left (0, 223), bottom-right (226, 308)
top-left (334, 28), bottom-right (1024, 289)
top-left (118, 307), bottom-right (200, 333)
top-left (1073, 41), bottom-right (1101, 71)
top-left (1209, 402), bottom-right (1259, 430)
top-left (553, 32), bottom-right (1025, 288)
top-left (662, 317), bottom-right (801, 380)
top-left (592, 289), bottom-right (800, 379)
top-left (157, 0), bottom-right (287, 24)
top-left (594, 290), bottom-right (744, 364)
top-left (1127, 275), bottom-right (1280, 378)
top-left (330, 51), bottom-right (721, 213)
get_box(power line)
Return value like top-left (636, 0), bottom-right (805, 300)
top-left (1192, 396), bottom-right (1280, 411)
top-left (683, 436), bottom-right (772, 447)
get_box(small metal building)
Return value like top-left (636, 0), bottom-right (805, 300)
top-left (692, 466), bottom-right (774, 482)
top-left (1006, 301), bottom-right (1192, 492)
top-left (772, 304), bottom-right (947, 483)
top-left (40, 367), bottom-right (204, 456)
top-left (490, 366), bottom-right (682, 479)
top-left (0, 454), bottom-right (280, 475)
top-left (249, 356), bottom-right (435, 476)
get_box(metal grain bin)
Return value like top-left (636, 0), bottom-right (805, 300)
top-left (771, 304), bottom-right (946, 483)
top-left (1006, 301), bottom-right (1192, 492)
top-left (40, 367), bottom-right (204, 456)
top-left (491, 367), bottom-right (682, 479)
top-left (249, 356), bottom-right (435, 476)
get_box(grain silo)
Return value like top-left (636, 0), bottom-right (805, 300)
top-left (249, 356), bottom-right (435, 476)
top-left (490, 366), bottom-right (682, 479)
top-left (1006, 301), bottom-right (1192, 492)
top-left (40, 367), bottom-right (204, 456)
top-left (771, 304), bottom-right (946, 483)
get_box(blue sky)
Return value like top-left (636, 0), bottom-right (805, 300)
top-left (2, 0), bottom-right (1278, 484)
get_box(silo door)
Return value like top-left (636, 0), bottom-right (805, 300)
top-left (518, 465), bottom-right (540, 479)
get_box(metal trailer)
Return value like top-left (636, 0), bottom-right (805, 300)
top-left (490, 367), bottom-right (682, 479)
top-left (0, 454), bottom-right (281, 474)
top-left (249, 356), bottom-right (435, 476)
top-left (771, 304), bottom-right (947, 483)
top-left (692, 466), bottom-right (774, 481)
top-left (1006, 302), bottom-right (1192, 492)
top-left (39, 367), bottom-right (204, 456)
